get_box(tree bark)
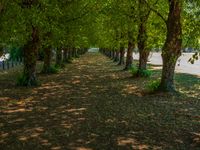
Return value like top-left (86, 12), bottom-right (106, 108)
top-left (0, 46), bottom-right (3, 57)
top-left (124, 31), bottom-right (135, 70)
top-left (42, 46), bottom-right (52, 73)
top-left (111, 50), bottom-right (115, 59)
top-left (23, 26), bottom-right (39, 86)
top-left (75, 48), bottom-right (79, 57)
top-left (68, 48), bottom-right (72, 60)
top-left (159, 0), bottom-right (182, 92)
top-left (138, 22), bottom-right (149, 71)
top-left (63, 48), bottom-right (69, 63)
top-left (137, 0), bottom-right (150, 73)
top-left (55, 48), bottom-right (62, 67)
top-left (109, 50), bottom-right (112, 58)
top-left (118, 46), bottom-right (125, 65)
top-left (114, 50), bottom-right (119, 62)
top-left (72, 48), bottom-right (76, 58)
top-left (138, 50), bottom-right (149, 70)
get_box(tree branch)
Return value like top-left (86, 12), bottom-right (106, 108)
top-left (144, 0), bottom-right (167, 24)
top-left (65, 3), bottom-right (91, 23)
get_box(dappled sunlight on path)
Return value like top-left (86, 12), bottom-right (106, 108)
top-left (0, 53), bottom-right (200, 149)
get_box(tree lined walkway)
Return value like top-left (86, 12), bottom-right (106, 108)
top-left (0, 52), bottom-right (200, 150)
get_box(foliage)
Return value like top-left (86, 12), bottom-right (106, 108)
top-left (9, 47), bottom-right (23, 60)
top-left (38, 49), bottom-right (45, 61)
top-left (129, 65), bottom-right (152, 78)
top-left (188, 52), bottom-right (200, 64)
top-left (137, 69), bottom-right (152, 78)
top-left (16, 74), bottom-right (40, 86)
top-left (146, 79), bottom-right (161, 92)
top-left (0, 0), bottom-right (200, 90)
top-left (41, 66), bottom-right (59, 74)
top-left (55, 63), bottom-right (65, 69)
top-left (129, 65), bottom-right (138, 76)
top-left (183, 0), bottom-right (200, 49)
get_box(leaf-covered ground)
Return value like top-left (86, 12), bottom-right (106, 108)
top-left (0, 52), bottom-right (200, 150)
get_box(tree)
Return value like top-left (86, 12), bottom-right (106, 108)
top-left (137, 0), bottom-right (151, 74)
top-left (0, 0), bottom-right (94, 85)
top-left (159, 0), bottom-right (182, 92)
top-left (144, 0), bottom-right (182, 92)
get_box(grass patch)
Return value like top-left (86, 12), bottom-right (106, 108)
top-left (129, 65), bottom-right (152, 78)
top-left (137, 69), bottom-right (152, 77)
top-left (16, 73), bottom-right (40, 86)
top-left (146, 79), bottom-right (161, 93)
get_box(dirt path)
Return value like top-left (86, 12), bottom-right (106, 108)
top-left (0, 52), bottom-right (200, 150)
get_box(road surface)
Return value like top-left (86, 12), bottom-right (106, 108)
top-left (89, 48), bottom-right (200, 76)
top-left (134, 52), bottom-right (200, 76)
top-left (88, 48), bottom-right (99, 53)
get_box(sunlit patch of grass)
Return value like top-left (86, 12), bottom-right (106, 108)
top-left (175, 73), bottom-right (200, 98)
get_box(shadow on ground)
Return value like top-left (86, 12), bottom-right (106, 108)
top-left (0, 53), bottom-right (200, 150)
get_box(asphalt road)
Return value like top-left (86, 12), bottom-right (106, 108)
top-left (81, 49), bottom-right (200, 76)
top-left (134, 52), bottom-right (200, 76)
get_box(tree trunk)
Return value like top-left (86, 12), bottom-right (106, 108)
top-left (42, 46), bottom-right (52, 73)
top-left (111, 50), bottom-right (115, 59)
top-left (159, 0), bottom-right (182, 92)
top-left (23, 26), bottom-right (39, 86)
top-left (63, 48), bottom-right (69, 63)
top-left (75, 48), bottom-right (79, 58)
top-left (55, 48), bottom-right (62, 67)
top-left (138, 22), bottom-right (149, 71)
top-left (124, 31), bottom-right (135, 70)
top-left (72, 48), bottom-right (76, 57)
top-left (68, 49), bottom-right (72, 60)
top-left (118, 46), bottom-right (125, 65)
top-left (0, 46), bottom-right (3, 57)
top-left (124, 43), bottom-right (134, 70)
top-left (137, 0), bottom-right (150, 74)
top-left (138, 50), bottom-right (149, 70)
top-left (114, 51), bottom-right (119, 62)
top-left (109, 50), bottom-right (112, 58)
top-left (77, 48), bottom-right (80, 56)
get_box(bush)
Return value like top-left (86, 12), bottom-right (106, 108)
top-left (146, 79), bottom-right (160, 92)
top-left (16, 74), bottom-right (40, 86)
top-left (9, 47), bottom-right (23, 61)
top-left (55, 63), bottom-right (65, 69)
top-left (16, 74), bottom-right (27, 86)
top-left (41, 66), bottom-right (59, 74)
top-left (129, 65), bottom-right (138, 76)
top-left (49, 66), bottom-right (59, 73)
top-left (137, 69), bottom-right (152, 78)
top-left (129, 65), bottom-right (152, 78)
